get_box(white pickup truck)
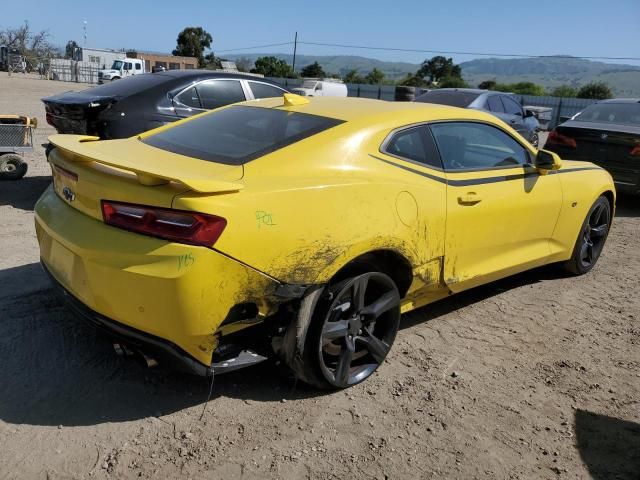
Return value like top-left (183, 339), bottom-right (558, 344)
top-left (98, 58), bottom-right (145, 83)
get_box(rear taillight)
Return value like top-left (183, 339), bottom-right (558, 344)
top-left (630, 145), bottom-right (640, 156)
top-left (547, 130), bottom-right (577, 148)
top-left (101, 201), bottom-right (226, 247)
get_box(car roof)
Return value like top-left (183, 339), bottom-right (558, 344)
top-left (155, 69), bottom-right (276, 82)
top-left (433, 88), bottom-right (513, 96)
top-left (596, 98), bottom-right (640, 104)
top-left (243, 96), bottom-right (499, 124)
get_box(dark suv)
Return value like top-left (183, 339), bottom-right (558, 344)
top-left (415, 88), bottom-right (541, 146)
top-left (43, 70), bottom-right (288, 139)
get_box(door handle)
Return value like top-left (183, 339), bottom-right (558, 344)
top-left (458, 192), bottom-right (482, 205)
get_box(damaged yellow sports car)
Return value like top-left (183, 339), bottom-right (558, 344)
top-left (35, 94), bottom-right (615, 389)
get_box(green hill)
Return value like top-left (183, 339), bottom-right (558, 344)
top-left (225, 53), bottom-right (640, 96)
top-left (460, 57), bottom-right (640, 96)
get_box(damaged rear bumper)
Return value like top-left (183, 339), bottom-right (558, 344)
top-left (43, 261), bottom-right (213, 376)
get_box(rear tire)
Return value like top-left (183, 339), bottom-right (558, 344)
top-left (293, 271), bottom-right (401, 390)
top-left (563, 196), bottom-right (611, 275)
top-left (0, 154), bottom-right (28, 180)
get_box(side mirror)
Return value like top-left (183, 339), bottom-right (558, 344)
top-left (535, 149), bottom-right (562, 172)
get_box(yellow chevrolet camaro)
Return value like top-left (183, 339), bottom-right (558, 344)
top-left (35, 94), bottom-right (614, 389)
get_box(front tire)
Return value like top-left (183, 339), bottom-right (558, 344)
top-left (0, 154), bottom-right (28, 180)
top-left (563, 196), bottom-right (611, 275)
top-left (294, 271), bottom-right (401, 389)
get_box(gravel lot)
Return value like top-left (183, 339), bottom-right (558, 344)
top-left (0, 74), bottom-right (638, 480)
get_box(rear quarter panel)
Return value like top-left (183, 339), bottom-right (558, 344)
top-left (171, 123), bottom-right (445, 286)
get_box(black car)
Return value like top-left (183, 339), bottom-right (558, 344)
top-left (545, 99), bottom-right (640, 194)
top-left (42, 70), bottom-right (289, 139)
top-left (415, 88), bottom-right (541, 146)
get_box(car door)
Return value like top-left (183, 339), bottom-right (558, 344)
top-left (429, 121), bottom-right (562, 292)
top-left (172, 79), bottom-right (246, 118)
top-left (500, 95), bottom-right (528, 137)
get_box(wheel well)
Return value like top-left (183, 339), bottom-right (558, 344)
top-left (601, 190), bottom-right (615, 218)
top-left (330, 250), bottom-right (413, 297)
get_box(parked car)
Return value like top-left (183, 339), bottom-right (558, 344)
top-left (415, 88), bottom-right (541, 146)
top-left (292, 78), bottom-right (348, 97)
top-left (36, 95), bottom-right (614, 389)
top-left (545, 99), bottom-right (640, 194)
top-left (42, 70), bottom-right (289, 139)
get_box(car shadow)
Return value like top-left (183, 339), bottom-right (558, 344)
top-left (0, 175), bottom-right (51, 211)
top-left (0, 261), bottom-right (570, 427)
top-left (575, 409), bottom-right (640, 479)
top-left (615, 193), bottom-right (640, 218)
top-left (0, 263), bottom-right (322, 427)
top-left (401, 264), bottom-right (566, 329)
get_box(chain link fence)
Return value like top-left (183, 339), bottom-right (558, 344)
top-left (0, 124), bottom-right (34, 152)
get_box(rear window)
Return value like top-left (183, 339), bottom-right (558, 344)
top-left (575, 103), bottom-right (640, 126)
top-left (415, 90), bottom-right (481, 108)
top-left (142, 105), bottom-right (344, 164)
top-left (87, 73), bottom-right (171, 96)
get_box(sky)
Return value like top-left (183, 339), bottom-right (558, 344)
top-left (3, 0), bottom-right (639, 66)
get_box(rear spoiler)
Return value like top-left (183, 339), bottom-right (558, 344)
top-left (48, 134), bottom-right (244, 194)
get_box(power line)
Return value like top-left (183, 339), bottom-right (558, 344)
top-left (214, 38), bottom-right (640, 62)
top-left (298, 41), bottom-right (640, 62)
top-left (216, 41), bottom-right (293, 53)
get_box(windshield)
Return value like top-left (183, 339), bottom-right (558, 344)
top-left (415, 90), bottom-right (481, 108)
top-left (574, 103), bottom-right (640, 126)
top-left (301, 80), bottom-right (318, 89)
top-left (142, 105), bottom-right (344, 165)
top-left (111, 60), bottom-right (123, 70)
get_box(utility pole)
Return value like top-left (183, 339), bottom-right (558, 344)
top-left (292, 32), bottom-right (298, 74)
top-left (83, 21), bottom-right (87, 46)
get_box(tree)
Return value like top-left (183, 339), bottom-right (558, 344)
top-left (343, 69), bottom-right (365, 84)
top-left (202, 52), bottom-right (222, 70)
top-left (478, 80), bottom-right (496, 90)
top-left (418, 56), bottom-right (462, 84)
top-left (550, 85), bottom-right (577, 98)
top-left (172, 27), bottom-right (213, 67)
top-left (250, 56), bottom-right (293, 77)
top-left (365, 68), bottom-right (385, 85)
top-left (398, 73), bottom-right (427, 87)
top-left (65, 40), bottom-right (79, 59)
top-left (235, 57), bottom-right (253, 73)
top-left (0, 21), bottom-right (55, 58)
top-left (439, 76), bottom-right (468, 88)
top-left (494, 82), bottom-right (545, 96)
top-left (300, 61), bottom-right (325, 78)
top-left (577, 82), bottom-right (613, 100)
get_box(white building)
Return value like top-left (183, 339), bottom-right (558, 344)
top-left (75, 47), bottom-right (126, 70)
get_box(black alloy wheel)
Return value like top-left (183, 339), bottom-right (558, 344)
top-left (315, 272), bottom-right (401, 389)
top-left (578, 200), bottom-right (610, 269)
top-left (564, 196), bottom-right (611, 275)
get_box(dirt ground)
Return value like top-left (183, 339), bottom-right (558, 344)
top-left (0, 74), bottom-right (638, 480)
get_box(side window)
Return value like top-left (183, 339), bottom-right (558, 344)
top-left (124, 62), bottom-right (132, 71)
top-left (135, 63), bottom-right (141, 70)
top-left (430, 122), bottom-right (530, 171)
top-left (175, 86), bottom-right (202, 109)
top-left (249, 82), bottom-right (285, 99)
top-left (196, 80), bottom-right (246, 110)
top-left (501, 96), bottom-right (523, 116)
top-left (487, 96), bottom-right (504, 113)
top-left (384, 126), bottom-right (442, 168)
